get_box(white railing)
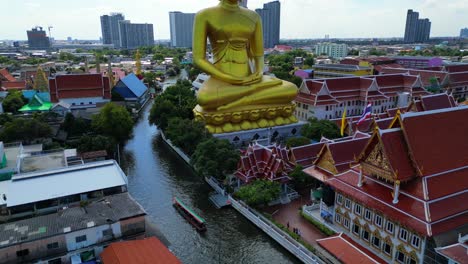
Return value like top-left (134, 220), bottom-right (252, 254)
top-left (205, 177), bottom-right (226, 196)
top-left (229, 196), bottom-right (324, 264)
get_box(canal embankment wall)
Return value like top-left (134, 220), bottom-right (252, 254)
top-left (159, 130), bottom-right (326, 264)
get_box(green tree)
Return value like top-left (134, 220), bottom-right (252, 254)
top-left (301, 117), bottom-right (341, 142)
top-left (92, 103), bottom-right (134, 142)
top-left (2, 91), bottom-right (26, 113)
top-left (33, 66), bottom-right (49, 92)
top-left (235, 180), bottom-right (281, 207)
top-left (149, 79), bottom-right (197, 130)
top-left (286, 136), bottom-right (311, 148)
top-left (191, 138), bottom-right (239, 180)
top-left (0, 113), bottom-right (13, 126)
top-left (75, 135), bottom-right (116, 154)
top-left (165, 118), bottom-right (210, 156)
top-left (289, 165), bottom-right (317, 190)
top-left (303, 57), bottom-right (315, 67)
top-left (0, 118), bottom-right (52, 143)
top-left (143, 71), bottom-right (157, 88)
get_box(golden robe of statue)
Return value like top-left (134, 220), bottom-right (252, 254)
top-left (193, 0), bottom-right (298, 133)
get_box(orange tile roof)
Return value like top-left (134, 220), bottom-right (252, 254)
top-left (100, 237), bottom-right (181, 264)
top-left (0, 68), bottom-right (16, 82)
top-left (317, 233), bottom-right (386, 264)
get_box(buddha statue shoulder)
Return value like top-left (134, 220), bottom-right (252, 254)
top-left (192, 0), bottom-right (298, 133)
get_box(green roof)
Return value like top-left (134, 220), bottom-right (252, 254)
top-left (19, 102), bottom-right (53, 112)
top-left (175, 197), bottom-right (206, 223)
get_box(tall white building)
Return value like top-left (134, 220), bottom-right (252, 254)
top-left (315, 43), bottom-right (348, 59)
top-left (169, 11), bottom-right (196, 48)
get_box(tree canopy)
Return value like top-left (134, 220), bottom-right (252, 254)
top-left (0, 118), bottom-right (52, 143)
top-left (191, 138), bottom-right (239, 180)
top-left (301, 117), bottom-right (341, 142)
top-left (92, 103), bottom-right (134, 142)
top-left (289, 165), bottom-right (318, 190)
top-left (286, 136), bottom-right (311, 148)
top-left (165, 118), bottom-right (210, 156)
top-left (2, 91), bottom-right (26, 113)
top-left (149, 79), bottom-right (196, 131)
top-left (235, 180), bottom-right (281, 207)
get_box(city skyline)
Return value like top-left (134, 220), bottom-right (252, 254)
top-left (2, 0), bottom-right (468, 40)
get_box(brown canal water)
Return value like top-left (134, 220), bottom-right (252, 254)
top-left (121, 103), bottom-right (300, 264)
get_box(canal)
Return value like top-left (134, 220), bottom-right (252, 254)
top-left (121, 104), bottom-right (300, 264)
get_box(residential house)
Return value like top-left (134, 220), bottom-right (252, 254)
top-left (113, 73), bottom-right (149, 107)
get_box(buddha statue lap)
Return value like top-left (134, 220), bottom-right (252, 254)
top-left (193, 0), bottom-right (298, 134)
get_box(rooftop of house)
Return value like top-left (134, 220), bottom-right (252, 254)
top-left (101, 237), bottom-right (181, 264)
top-left (19, 149), bottom-right (77, 173)
top-left (0, 192), bottom-right (145, 249)
top-left (3, 159), bottom-right (127, 208)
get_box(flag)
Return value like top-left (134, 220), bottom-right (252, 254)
top-left (357, 102), bottom-right (372, 126)
top-left (340, 106), bottom-right (347, 136)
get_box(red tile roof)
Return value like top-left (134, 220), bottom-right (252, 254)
top-left (436, 242), bottom-right (468, 264)
top-left (420, 93), bottom-right (456, 111)
top-left (235, 143), bottom-right (293, 183)
top-left (1, 81), bottom-right (26, 91)
top-left (290, 143), bottom-right (324, 167)
top-left (0, 68), bottom-right (16, 82)
top-left (401, 107), bottom-right (468, 176)
top-left (49, 74), bottom-right (111, 103)
top-left (296, 74), bottom-right (429, 108)
top-left (100, 237), bottom-right (181, 264)
top-left (317, 233), bottom-right (386, 264)
top-left (444, 64), bottom-right (468, 73)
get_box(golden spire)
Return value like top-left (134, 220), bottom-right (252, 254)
top-left (34, 66), bottom-right (49, 92)
top-left (135, 49), bottom-right (142, 76)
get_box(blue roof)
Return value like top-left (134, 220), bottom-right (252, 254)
top-left (120, 73), bottom-right (148, 98)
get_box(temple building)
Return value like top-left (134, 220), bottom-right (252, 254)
top-left (309, 107), bottom-right (468, 263)
top-left (294, 74), bottom-right (430, 121)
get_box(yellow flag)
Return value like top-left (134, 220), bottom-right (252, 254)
top-left (341, 106), bottom-right (347, 136)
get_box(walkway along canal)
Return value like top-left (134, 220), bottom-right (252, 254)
top-left (121, 103), bottom-right (300, 264)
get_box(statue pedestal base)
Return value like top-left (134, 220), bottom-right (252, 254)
top-left (193, 103), bottom-right (298, 134)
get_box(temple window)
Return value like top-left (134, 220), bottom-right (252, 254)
top-left (383, 241), bottom-right (392, 256)
top-left (364, 209), bottom-right (372, 221)
top-left (352, 223), bottom-right (361, 236)
top-left (344, 199), bottom-right (351, 209)
top-left (386, 221), bottom-right (394, 234)
top-left (361, 228), bottom-right (370, 242)
top-left (411, 235), bottom-right (420, 249)
top-left (335, 213), bottom-right (342, 224)
top-left (354, 204), bottom-right (362, 215)
top-left (374, 214), bottom-right (383, 227)
top-left (343, 217), bottom-right (350, 229)
top-left (396, 250), bottom-right (406, 263)
top-left (336, 194), bottom-right (343, 205)
top-left (399, 228), bottom-right (409, 242)
top-left (372, 235), bottom-right (381, 249)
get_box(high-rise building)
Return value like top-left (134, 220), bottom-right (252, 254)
top-left (315, 43), bottom-right (348, 59)
top-left (26, 27), bottom-right (50, 49)
top-left (255, 1), bottom-right (280, 49)
top-left (461, 28), bottom-right (468, 39)
top-left (239, 0), bottom-right (248, 8)
top-left (404, 9), bottom-right (431, 43)
top-left (169, 11), bottom-right (195, 48)
top-left (118, 21), bottom-right (154, 49)
top-left (100, 13), bottom-right (125, 47)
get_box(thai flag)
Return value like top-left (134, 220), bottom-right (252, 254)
top-left (357, 102), bottom-right (372, 126)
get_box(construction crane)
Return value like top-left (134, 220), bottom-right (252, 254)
top-left (48, 26), bottom-right (53, 42)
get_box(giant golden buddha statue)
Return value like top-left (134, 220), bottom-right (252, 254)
top-left (193, 0), bottom-right (298, 133)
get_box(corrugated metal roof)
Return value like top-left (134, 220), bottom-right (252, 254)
top-left (6, 160), bottom-right (127, 207)
top-left (121, 73), bottom-right (148, 98)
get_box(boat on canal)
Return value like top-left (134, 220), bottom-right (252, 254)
top-left (173, 197), bottom-right (207, 232)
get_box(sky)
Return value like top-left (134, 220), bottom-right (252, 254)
top-left (2, 0), bottom-right (467, 40)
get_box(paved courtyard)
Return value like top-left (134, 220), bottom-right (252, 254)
top-left (265, 199), bottom-right (327, 245)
